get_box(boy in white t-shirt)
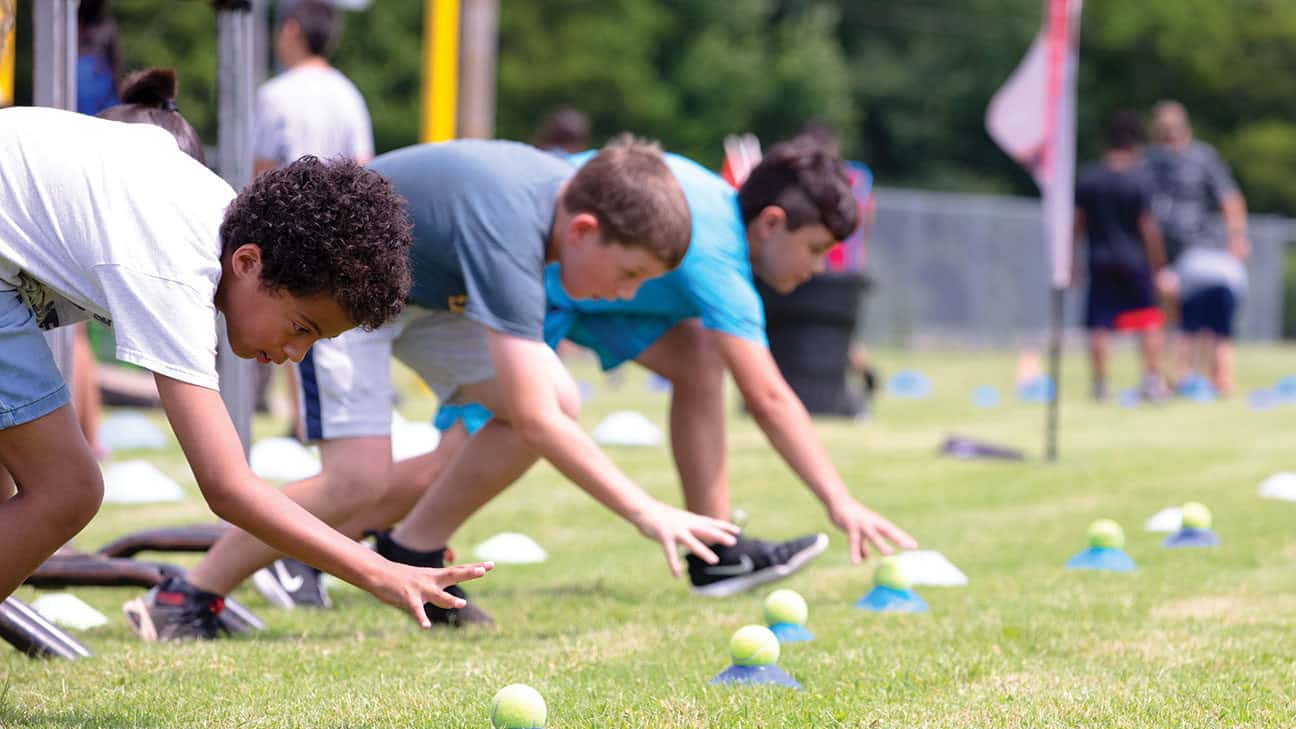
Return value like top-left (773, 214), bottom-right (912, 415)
top-left (0, 101), bottom-right (490, 640)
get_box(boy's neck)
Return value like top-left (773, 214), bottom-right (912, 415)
top-left (289, 55), bottom-right (331, 71)
top-left (1103, 148), bottom-right (1139, 170)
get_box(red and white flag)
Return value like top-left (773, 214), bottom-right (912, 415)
top-left (986, 0), bottom-right (1083, 289)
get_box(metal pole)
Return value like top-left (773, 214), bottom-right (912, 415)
top-left (33, 0), bottom-right (78, 378)
top-left (457, 0), bottom-right (496, 139)
top-left (1045, 286), bottom-right (1064, 462)
top-left (215, 0), bottom-right (257, 454)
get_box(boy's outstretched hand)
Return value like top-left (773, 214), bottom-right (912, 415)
top-left (829, 498), bottom-right (917, 563)
top-left (631, 502), bottom-right (740, 578)
top-left (369, 560), bottom-right (494, 628)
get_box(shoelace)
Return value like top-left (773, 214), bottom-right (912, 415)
top-left (177, 595), bottom-right (225, 638)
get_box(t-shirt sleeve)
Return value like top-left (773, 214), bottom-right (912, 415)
top-left (350, 95), bottom-right (374, 162)
top-left (680, 220), bottom-right (767, 345)
top-left (95, 265), bottom-right (220, 390)
top-left (1202, 146), bottom-right (1239, 200)
top-left (455, 213), bottom-right (547, 341)
top-left (252, 87), bottom-right (287, 164)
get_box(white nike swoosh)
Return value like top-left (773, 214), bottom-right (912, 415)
top-left (273, 561), bottom-right (305, 593)
top-left (704, 554), bottom-right (755, 576)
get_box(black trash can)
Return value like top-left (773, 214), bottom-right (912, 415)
top-left (756, 272), bottom-right (871, 418)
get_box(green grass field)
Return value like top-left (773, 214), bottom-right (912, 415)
top-left (4, 346), bottom-right (1296, 728)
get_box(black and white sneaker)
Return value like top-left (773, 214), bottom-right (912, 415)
top-left (122, 577), bottom-right (227, 642)
top-left (687, 533), bottom-right (829, 597)
top-left (370, 530), bottom-right (494, 627)
top-left (252, 558), bottom-right (332, 609)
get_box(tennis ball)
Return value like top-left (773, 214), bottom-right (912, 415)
top-left (763, 589), bottom-right (808, 626)
top-left (490, 684), bottom-right (546, 729)
top-left (1087, 518), bottom-right (1125, 550)
top-left (874, 555), bottom-right (912, 590)
top-left (1181, 501), bottom-right (1212, 530)
top-left (729, 624), bottom-right (780, 666)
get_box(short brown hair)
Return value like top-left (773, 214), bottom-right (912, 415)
top-left (561, 135), bottom-right (691, 270)
top-left (281, 0), bottom-right (339, 58)
top-left (738, 135), bottom-right (858, 241)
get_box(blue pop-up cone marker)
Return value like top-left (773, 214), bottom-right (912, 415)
top-left (1164, 501), bottom-right (1219, 548)
top-left (887, 370), bottom-right (932, 399)
top-left (1176, 374), bottom-right (1216, 402)
top-left (972, 385), bottom-right (1000, 408)
top-left (1249, 388), bottom-right (1279, 411)
top-left (1118, 388), bottom-right (1141, 408)
top-left (1017, 375), bottom-right (1054, 403)
top-left (763, 590), bottom-right (812, 643)
top-left (856, 556), bottom-right (928, 612)
top-left (1275, 375), bottom-right (1296, 402)
top-left (1067, 519), bottom-right (1136, 572)
top-left (709, 625), bottom-right (802, 689)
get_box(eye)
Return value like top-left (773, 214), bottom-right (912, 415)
top-left (294, 324), bottom-right (310, 336)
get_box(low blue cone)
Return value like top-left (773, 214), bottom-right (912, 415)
top-left (1066, 546), bottom-right (1136, 572)
top-left (647, 374), bottom-right (672, 393)
top-left (972, 385), bottom-right (1000, 408)
top-left (1275, 375), bottom-right (1296, 402)
top-left (1163, 527), bottom-right (1219, 548)
top-left (888, 370), bottom-right (932, 399)
top-left (1017, 375), bottom-right (1055, 403)
top-left (1118, 388), bottom-right (1141, 408)
top-left (709, 664), bottom-right (802, 689)
top-left (767, 622), bottom-right (814, 643)
top-left (855, 585), bottom-right (928, 613)
top-left (1176, 375), bottom-right (1216, 402)
top-left (1249, 388), bottom-right (1280, 411)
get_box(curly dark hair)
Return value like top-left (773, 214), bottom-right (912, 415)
top-left (738, 135), bottom-right (858, 241)
top-left (219, 156), bottom-right (412, 330)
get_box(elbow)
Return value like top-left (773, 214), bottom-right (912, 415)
top-left (202, 485), bottom-right (243, 524)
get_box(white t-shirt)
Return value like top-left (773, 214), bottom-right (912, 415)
top-left (0, 107), bottom-right (235, 390)
top-left (253, 65), bottom-right (373, 166)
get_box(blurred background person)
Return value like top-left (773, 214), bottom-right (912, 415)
top-left (533, 105), bottom-right (590, 154)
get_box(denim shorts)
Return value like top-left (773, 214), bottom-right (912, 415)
top-left (0, 287), bottom-right (70, 429)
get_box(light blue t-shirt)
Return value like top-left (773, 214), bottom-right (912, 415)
top-left (545, 152), bottom-right (767, 345)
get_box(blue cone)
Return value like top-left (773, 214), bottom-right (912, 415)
top-left (1163, 527), bottom-right (1219, 548)
top-left (767, 622), bottom-right (814, 643)
top-left (1017, 375), bottom-right (1055, 403)
top-left (709, 664), bottom-right (802, 689)
top-left (1066, 546), bottom-right (1136, 572)
top-left (972, 385), bottom-right (1000, 408)
top-left (888, 370), bottom-right (932, 399)
top-left (1276, 375), bottom-right (1296, 402)
top-left (1118, 388), bottom-right (1141, 408)
top-left (1249, 388), bottom-right (1280, 411)
top-left (1176, 375), bottom-right (1216, 402)
top-left (855, 585), bottom-right (928, 613)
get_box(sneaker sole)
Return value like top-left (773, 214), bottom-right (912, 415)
top-left (121, 597), bottom-right (159, 642)
top-left (251, 568), bottom-right (298, 611)
top-left (690, 533), bottom-right (829, 598)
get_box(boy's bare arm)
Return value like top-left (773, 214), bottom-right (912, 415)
top-left (154, 374), bottom-right (491, 625)
top-left (713, 332), bottom-right (916, 563)
top-left (1137, 210), bottom-right (1167, 271)
top-left (486, 331), bottom-right (738, 576)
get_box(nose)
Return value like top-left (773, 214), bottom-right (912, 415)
top-left (283, 344), bottom-right (305, 364)
top-left (616, 280), bottom-right (642, 301)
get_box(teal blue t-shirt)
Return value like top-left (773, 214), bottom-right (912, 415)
top-left (545, 152), bottom-right (767, 346)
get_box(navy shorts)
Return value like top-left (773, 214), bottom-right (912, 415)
top-left (1181, 285), bottom-right (1237, 338)
top-left (1085, 266), bottom-right (1159, 331)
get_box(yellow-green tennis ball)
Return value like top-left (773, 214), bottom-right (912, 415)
top-left (729, 624), bottom-right (780, 666)
top-left (763, 589), bottom-right (808, 626)
top-left (1087, 518), bottom-right (1125, 550)
top-left (490, 684), bottom-right (546, 729)
top-left (1181, 501), bottom-right (1212, 530)
top-left (874, 555), bottom-right (912, 590)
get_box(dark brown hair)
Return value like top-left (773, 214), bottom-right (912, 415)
top-left (738, 135), bottom-right (858, 241)
top-left (281, 0), bottom-right (339, 58)
top-left (219, 156), bottom-right (412, 331)
top-left (534, 106), bottom-right (591, 153)
top-left (1106, 109), bottom-right (1144, 150)
top-left (561, 135), bottom-right (691, 269)
top-left (96, 69), bottom-right (205, 165)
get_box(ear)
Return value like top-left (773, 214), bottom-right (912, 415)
top-left (230, 243), bottom-right (264, 279)
top-left (756, 205), bottom-right (787, 234)
top-left (566, 212), bottom-right (601, 248)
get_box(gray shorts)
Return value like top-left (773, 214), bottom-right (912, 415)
top-left (294, 306), bottom-right (494, 441)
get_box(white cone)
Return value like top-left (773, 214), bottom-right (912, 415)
top-left (474, 532), bottom-right (548, 564)
top-left (97, 411), bottom-right (168, 451)
top-left (30, 593), bottom-right (108, 631)
top-left (894, 550), bottom-right (968, 587)
top-left (592, 410), bottom-right (662, 447)
top-left (1259, 472), bottom-right (1296, 502)
top-left (101, 460), bottom-right (185, 504)
top-left (1144, 507), bottom-right (1183, 532)
top-left (250, 437), bottom-right (321, 482)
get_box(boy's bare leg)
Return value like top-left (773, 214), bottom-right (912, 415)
top-left (633, 321), bottom-right (729, 520)
top-left (1211, 335), bottom-right (1234, 396)
top-left (71, 324), bottom-right (102, 455)
top-left (0, 406), bottom-right (104, 599)
top-left (1088, 329), bottom-right (1109, 397)
top-left (186, 435), bottom-right (393, 595)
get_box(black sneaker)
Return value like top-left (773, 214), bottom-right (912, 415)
top-left (370, 530), bottom-right (494, 627)
top-left (251, 558), bottom-right (332, 609)
top-left (122, 577), bottom-right (227, 642)
top-left (687, 533), bottom-right (829, 597)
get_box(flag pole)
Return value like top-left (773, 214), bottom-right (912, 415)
top-left (1045, 286), bottom-right (1063, 462)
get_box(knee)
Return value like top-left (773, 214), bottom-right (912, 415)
top-left (321, 462), bottom-right (393, 515)
top-left (555, 379), bottom-right (582, 421)
top-left (51, 466), bottom-right (103, 535)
